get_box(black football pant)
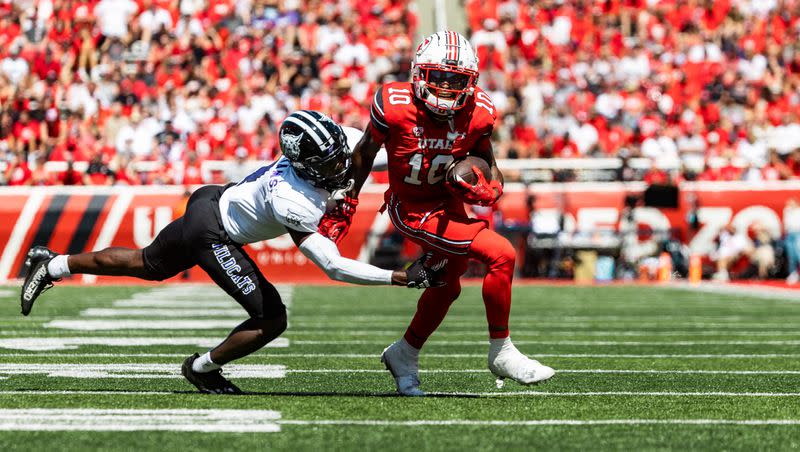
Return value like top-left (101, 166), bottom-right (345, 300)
top-left (141, 184), bottom-right (285, 319)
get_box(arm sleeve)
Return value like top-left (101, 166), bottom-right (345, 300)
top-left (369, 87), bottom-right (389, 140)
top-left (298, 232), bottom-right (394, 285)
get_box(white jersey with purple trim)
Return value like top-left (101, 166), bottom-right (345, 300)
top-left (218, 128), bottom-right (365, 244)
top-left (218, 156), bottom-right (329, 244)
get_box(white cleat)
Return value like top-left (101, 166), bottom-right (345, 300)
top-left (381, 339), bottom-right (425, 396)
top-left (488, 337), bottom-right (555, 386)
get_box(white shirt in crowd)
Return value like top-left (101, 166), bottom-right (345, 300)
top-left (785, 206), bottom-right (800, 233)
top-left (179, 0), bottom-right (204, 16)
top-left (595, 92), bottom-right (624, 119)
top-left (617, 51), bottom-right (651, 82)
top-left (641, 136), bottom-right (679, 164)
top-left (567, 122), bottom-right (599, 155)
top-left (677, 134), bottom-right (707, 154)
top-left (763, 123), bottom-right (800, 155)
top-left (94, 0), bottom-right (138, 38)
top-left (736, 138), bottom-right (768, 166)
top-left (543, 15), bottom-right (572, 46)
top-left (738, 54), bottom-right (768, 81)
top-left (471, 28), bottom-right (507, 51)
top-left (139, 7), bottom-right (173, 33)
top-left (1, 56), bottom-right (29, 85)
top-left (334, 42), bottom-right (370, 68)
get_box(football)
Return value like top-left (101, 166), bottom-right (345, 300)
top-left (446, 155), bottom-right (492, 190)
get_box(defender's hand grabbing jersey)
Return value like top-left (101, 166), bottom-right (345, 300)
top-left (370, 81), bottom-right (497, 255)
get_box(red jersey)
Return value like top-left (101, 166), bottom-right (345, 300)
top-left (369, 82), bottom-right (496, 203)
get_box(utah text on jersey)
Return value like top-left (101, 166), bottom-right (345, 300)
top-left (369, 81), bottom-right (497, 201)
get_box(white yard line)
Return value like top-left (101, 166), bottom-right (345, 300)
top-left (2, 337), bottom-right (800, 348)
top-left (4, 363), bottom-right (795, 378)
top-left (0, 409), bottom-right (281, 432)
top-left (44, 320), bottom-right (241, 330)
top-left (112, 300), bottom-right (235, 308)
top-left (286, 330), bottom-right (800, 337)
top-left (276, 419), bottom-right (800, 426)
top-left (291, 339), bottom-right (800, 346)
top-left (285, 369), bottom-right (800, 375)
top-left (0, 337), bottom-right (289, 351)
top-left (675, 282), bottom-right (800, 302)
top-left (2, 390), bottom-right (800, 398)
top-left (291, 320), bottom-right (800, 329)
top-left (80, 308), bottom-right (246, 318)
top-left (0, 363), bottom-right (286, 379)
top-left (2, 353), bottom-right (800, 359)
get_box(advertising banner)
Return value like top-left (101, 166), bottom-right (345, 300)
top-left (0, 182), bottom-right (797, 283)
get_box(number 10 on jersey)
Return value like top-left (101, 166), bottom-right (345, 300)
top-left (403, 153), bottom-right (454, 186)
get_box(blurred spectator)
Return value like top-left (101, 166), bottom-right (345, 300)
top-left (4, 152), bottom-right (32, 185)
top-left (749, 222), bottom-right (777, 279)
top-left (57, 155), bottom-right (84, 186)
top-left (84, 151), bottom-right (115, 185)
top-left (711, 223), bottom-right (753, 281)
top-left (224, 146), bottom-right (252, 183)
top-left (30, 153), bottom-right (56, 186)
top-left (1, 47), bottom-right (28, 86)
top-left (785, 198), bottom-right (800, 284)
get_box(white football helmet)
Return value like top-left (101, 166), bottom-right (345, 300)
top-left (411, 30), bottom-right (479, 116)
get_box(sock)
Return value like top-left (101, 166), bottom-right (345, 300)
top-left (192, 351), bottom-right (221, 373)
top-left (398, 337), bottom-right (420, 356)
top-left (469, 229), bottom-right (513, 339)
top-left (489, 336), bottom-right (512, 360)
top-left (47, 255), bottom-right (71, 279)
top-left (402, 258), bottom-right (468, 349)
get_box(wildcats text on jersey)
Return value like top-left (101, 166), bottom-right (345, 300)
top-left (212, 243), bottom-right (256, 295)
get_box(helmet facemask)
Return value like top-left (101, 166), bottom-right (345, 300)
top-left (413, 64), bottom-right (477, 116)
top-left (291, 145), bottom-right (352, 192)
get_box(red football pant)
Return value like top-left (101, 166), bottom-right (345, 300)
top-left (403, 228), bottom-right (514, 349)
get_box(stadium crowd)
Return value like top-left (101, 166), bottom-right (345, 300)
top-left (0, 0), bottom-right (800, 186)
top-left (0, 0), bottom-right (416, 185)
top-left (467, 0), bottom-right (800, 182)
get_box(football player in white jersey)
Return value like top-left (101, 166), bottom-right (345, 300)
top-left (19, 110), bottom-right (447, 394)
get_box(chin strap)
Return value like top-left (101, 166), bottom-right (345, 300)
top-left (328, 179), bottom-right (354, 201)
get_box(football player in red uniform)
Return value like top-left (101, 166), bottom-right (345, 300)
top-left (319, 31), bottom-right (555, 395)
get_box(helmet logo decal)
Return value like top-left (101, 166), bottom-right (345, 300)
top-left (416, 37), bottom-right (432, 56)
top-left (280, 131), bottom-right (302, 160)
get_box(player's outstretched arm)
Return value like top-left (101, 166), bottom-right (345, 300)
top-left (289, 229), bottom-right (444, 288)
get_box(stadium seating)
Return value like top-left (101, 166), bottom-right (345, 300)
top-left (0, 0), bottom-right (416, 185)
top-left (1, 0), bottom-right (799, 185)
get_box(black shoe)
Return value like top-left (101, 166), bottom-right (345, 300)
top-left (181, 353), bottom-right (243, 395)
top-left (20, 246), bottom-right (59, 316)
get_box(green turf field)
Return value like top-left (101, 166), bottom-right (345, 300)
top-left (0, 283), bottom-right (799, 451)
